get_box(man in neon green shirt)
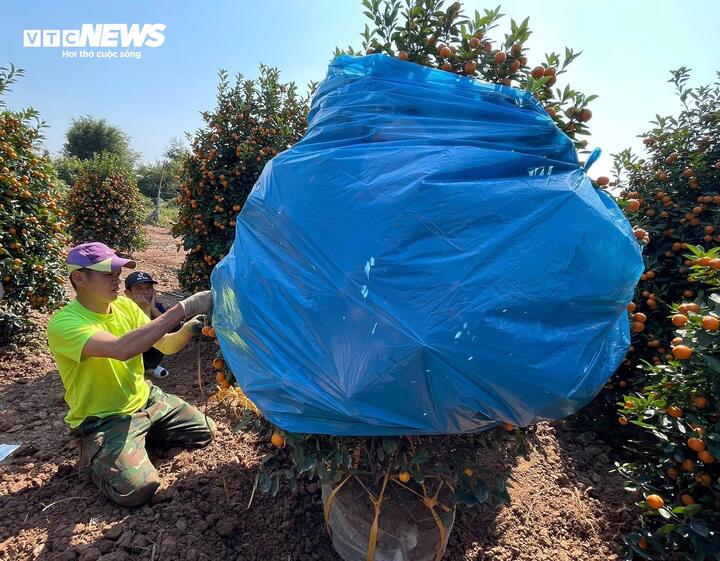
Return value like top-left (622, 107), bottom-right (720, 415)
top-left (47, 242), bottom-right (216, 507)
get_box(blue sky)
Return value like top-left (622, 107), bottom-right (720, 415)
top-left (1, 0), bottom-right (718, 178)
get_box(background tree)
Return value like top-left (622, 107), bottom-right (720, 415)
top-left (66, 152), bottom-right (148, 253)
top-left (0, 64), bottom-right (68, 343)
top-left (53, 154), bottom-right (82, 191)
top-left (63, 115), bottom-right (136, 164)
top-left (135, 138), bottom-right (188, 200)
top-left (173, 66), bottom-right (310, 291)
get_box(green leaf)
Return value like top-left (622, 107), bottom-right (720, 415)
top-left (702, 354), bottom-right (720, 374)
top-left (472, 480), bottom-right (488, 502)
top-left (298, 454), bottom-right (317, 475)
top-left (706, 441), bottom-right (720, 458)
top-left (495, 487), bottom-right (511, 506)
top-left (258, 472), bottom-right (272, 493)
top-left (259, 451), bottom-right (277, 464)
top-left (690, 519), bottom-right (709, 537)
top-left (658, 523), bottom-right (676, 535)
top-left (382, 436), bottom-right (398, 454)
top-left (684, 244), bottom-right (704, 257)
top-left (317, 462), bottom-right (335, 484)
top-left (409, 468), bottom-right (426, 483)
top-left (292, 445), bottom-right (305, 466)
top-left (410, 447), bottom-right (429, 465)
top-left (631, 419), bottom-right (657, 430)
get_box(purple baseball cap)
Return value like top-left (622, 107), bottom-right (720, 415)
top-left (66, 242), bottom-right (136, 273)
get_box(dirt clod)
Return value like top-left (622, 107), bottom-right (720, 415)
top-left (103, 525), bottom-right (123, 541)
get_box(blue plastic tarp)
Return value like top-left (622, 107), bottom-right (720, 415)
top-left (211, 54), bottom-right (644, 436)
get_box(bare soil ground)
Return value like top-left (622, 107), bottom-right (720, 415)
top-left (0, 226), bottom-right (639, 561)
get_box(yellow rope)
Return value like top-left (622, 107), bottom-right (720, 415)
top-left (428, 503), bottom-right (447, 561)
top-left (323, 473), bottom-right (353, 535)
top-left (353, 474), bottom-right (377, 502)
top-left (366, 466), bottom-right (392, 561)
top-left (423, 480), bottom-right (452, 561)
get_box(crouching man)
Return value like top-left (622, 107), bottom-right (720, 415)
top-left (123, 270), bottom-right (179, 380)
top-left (47, 242), bottom-right (216, 507)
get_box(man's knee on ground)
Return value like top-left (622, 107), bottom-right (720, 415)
top-left (193, 416), bottom-right (216, 448)
top-left (108, 470), bottom-right (160, 508)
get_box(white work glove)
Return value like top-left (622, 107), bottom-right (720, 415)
top-left (178, 290), bottom-right (213, 319)
top-left (180, 315), bottom-right (206, 336)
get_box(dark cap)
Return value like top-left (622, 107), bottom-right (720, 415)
top-left (124, 271), bottom-right (158, 290)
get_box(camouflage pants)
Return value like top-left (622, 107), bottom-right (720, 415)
top-left (72, 383), bottom-right (216, 507)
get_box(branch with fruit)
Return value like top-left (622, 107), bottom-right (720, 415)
top-left (334, 0), bottom-right (596, 151)
top-left (616, 251), bottom-right (719, 558)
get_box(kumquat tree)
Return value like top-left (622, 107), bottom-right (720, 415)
top-left (609, 68), bottom-right (720, 560)
top-left (205, 1), bottom-right (601, 558)
top-left (0, 65), bottom-right (68, 343)
top-left (335, 0), bottom-right (596, 151)
top-left (66, 152), bottom-right (148, 254)
top-left (172, 66), bottom-right (310, 292)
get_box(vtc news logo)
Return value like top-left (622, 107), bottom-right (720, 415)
top-left (23, 24), bottom-right (166, 48)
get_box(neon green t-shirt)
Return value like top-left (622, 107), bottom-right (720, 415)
top-left (47, 296), bottom-right (152, 428)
